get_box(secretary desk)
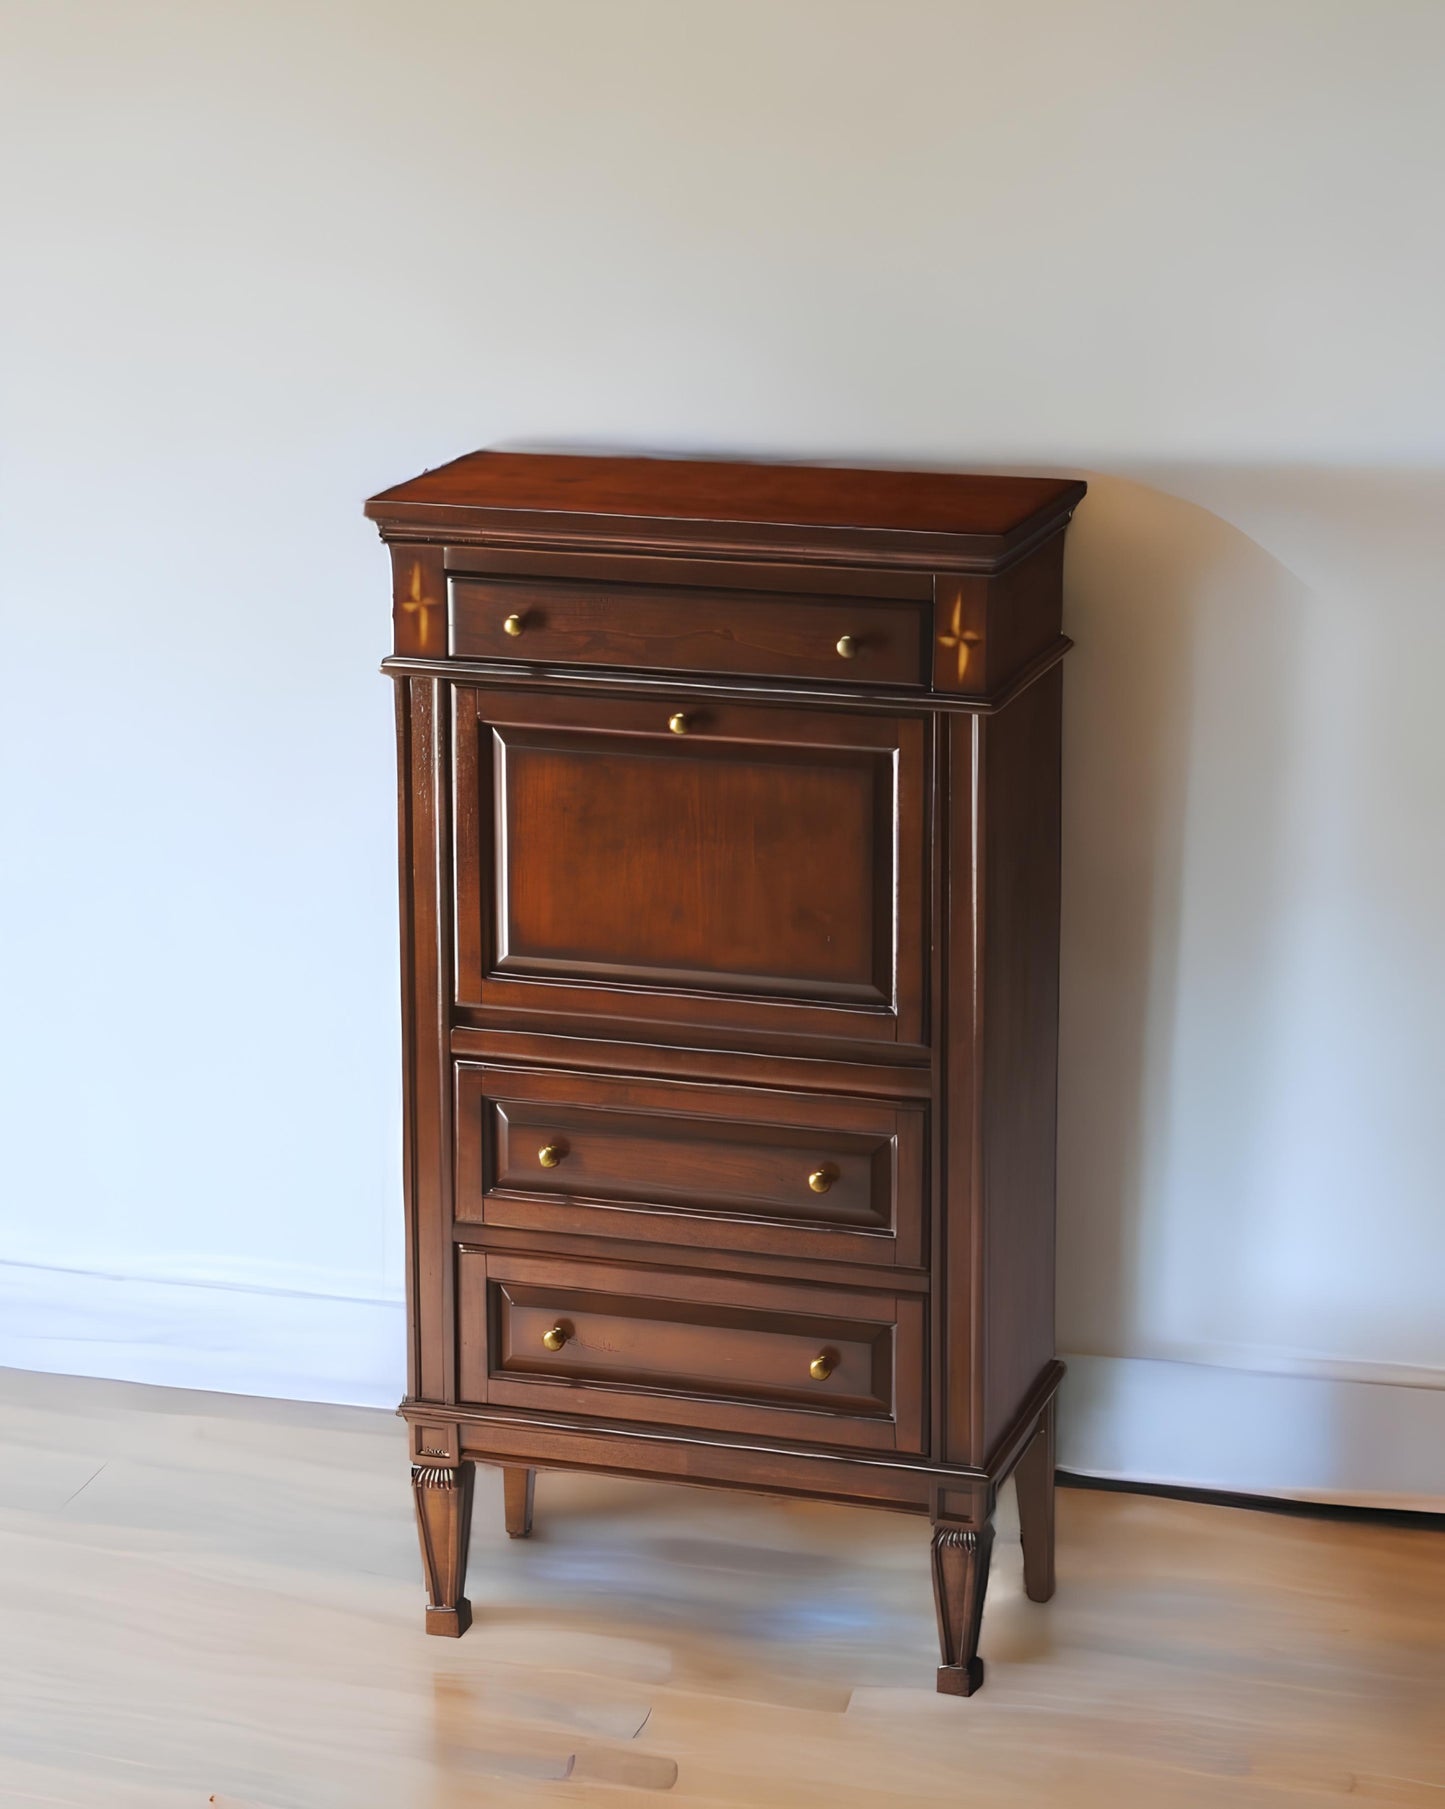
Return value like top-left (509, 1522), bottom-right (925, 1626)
top-left (366, 450), bottom-right (1084, 1695)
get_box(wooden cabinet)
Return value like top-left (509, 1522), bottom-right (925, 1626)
top-left (369, 449), bottom-right (1084, 1695)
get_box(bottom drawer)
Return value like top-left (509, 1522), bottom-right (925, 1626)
top-left (458, 1249), bottom-right (924, 1455)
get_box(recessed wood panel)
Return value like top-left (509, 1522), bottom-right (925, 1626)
top-left (453, 688), bottom-right (927, 1045)
top-left (456, 1249), bottom-right (925, 1454)
top-left (501, 738), bottom-right (880, 992)
top-left (454, 1062), bottom-right (925, 1266)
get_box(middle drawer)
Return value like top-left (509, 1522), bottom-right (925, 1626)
top-left (455, 1063), bottom-right (926, 1267)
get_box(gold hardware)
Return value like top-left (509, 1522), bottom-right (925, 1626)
top-left (538, 1143), bottom-right (564, 1168)
top-left (542, 1324), bottom-right (569, 1352)
top-left (808, 1352), bottom-right (836, 1382)
top-left (807, 1167), bottom-right (836, 1194)
top-left (836, 635), bottom-right (860, 659)
top-left (668, 711), bottom-right (689, 735)
top-left (503, 613), bottom-right (524, 637)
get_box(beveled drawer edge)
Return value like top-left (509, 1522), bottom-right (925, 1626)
top-left (443, 542), bottom-right (934, 598)
top-left (370, 496), bottom-right (1082, 575)
top-left (381, 633), bottom-right (1072, 715)
top-left (449, 1024), bottom-right (934, 1099)
top-left (454, 1232), bottom-right (929, 1295)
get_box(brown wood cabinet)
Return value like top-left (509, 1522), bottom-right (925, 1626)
top-left (367, 450), bottom-right (1084, 1695)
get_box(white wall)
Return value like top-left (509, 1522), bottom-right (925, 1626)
top-left (2, 0), bottom-right (1441, 1500)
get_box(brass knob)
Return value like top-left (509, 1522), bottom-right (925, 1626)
top-left (538, 1143), bottom-right (564, 1168)
top-left (668, 711), bottom-right (689, 735)
top-left (542, 1324), bottom-right (569, 1352)
top-left (503, 613), bottom-right (524, 637)
top-left (807, 1167), bottom-right (836, 1194)
top-left (808, 1352), bottom-right (836, 1382)
top-left (836, 635), bottom-right (860, 659)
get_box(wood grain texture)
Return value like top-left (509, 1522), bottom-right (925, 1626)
top-left (502, 1464), bottom-right (535, 1538)
top-left (380, 450), bottom-right (1077, 1693)
top-left (457, 1249), bottom-right (926, 1455)
top-left (394, 673), bottom-right (454, 1405)
top-left (446, 1025), bottom-right (934, 1100)
top-left (931, 532), bottom-right (1066, 696)
top-left (441, 1360), bottom-right (1060, 1517)
top-left (444, 541), bottom-right (934, 595)
top-left (411, 1459), bottom-right (475, 1635)
top-left (452, 684), bottom-right (927, 1046)
top-left (451, 570), bottom-right (929, 687)
top-left (454, 1059), bottom-right (925, 1267)
top-left (979, 665), bottom-right (1063, 1453)
top-left (932, 1521), bottom-right (994, 1696)
top-left (5, 1369), bottom-right (1440, 1809)
top-left (1016, 1394), bottom-right (1057, 1603)
top-left (366, 449), bottom-right (1086, 571)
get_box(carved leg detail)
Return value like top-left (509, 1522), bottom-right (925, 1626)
top-left (412, 1462), bottom-right (475, 1637)
top-left (503, 1465), bottom-right (535, 1539)
top-left (932, 1521), bottom-right (994, 1696)
top-left (1015, 1395), bottom-right (1057, 1604)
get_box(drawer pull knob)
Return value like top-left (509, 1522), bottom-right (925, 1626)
top-left (541, 1324), bottom-right (569, 1352)
top-left (807, 1167), bottom-right (836, 1194)
top-left (808, 1352), bottom-right (836, 1382)
top-left (836, 634), bottom-right (861, 659)
top-left (668, 711), bottom-right (690, 735)
top-left (538, 1143), bottom-right (565, 1168)
top-left (503, 613), bottom-right (525, 637)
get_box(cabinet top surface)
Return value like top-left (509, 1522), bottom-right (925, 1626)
top-left (366, 450), bottom-right (1085, 560)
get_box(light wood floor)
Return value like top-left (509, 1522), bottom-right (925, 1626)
top-left (0, 1368), bottom-right (1440, 1809)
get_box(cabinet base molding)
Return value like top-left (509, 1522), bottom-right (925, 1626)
top-left (401, 1366), bottom-right (1061, 1687)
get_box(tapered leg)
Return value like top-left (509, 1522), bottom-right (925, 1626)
top-left (412, 1462), bottom-right (475, 1636)
top-left (503, 1465), bottom-right (535, 1538)
top-left (932, 1521), bottom-right (994, 1696)
top-left (1015, 1396), bottom-right (1057, 1603)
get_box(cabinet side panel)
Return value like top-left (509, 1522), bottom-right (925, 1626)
top-left (984, 534), bottom-right (1065, 691)
top-left (395, 667), bottom-right (454, 1404)
top-left (980, 665), bottom-right (1062, 1454)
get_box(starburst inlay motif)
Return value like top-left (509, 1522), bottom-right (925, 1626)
top-left (937, 596), bottom-right (982, 685)
top-left (399, 561), bottom-right (441, 650)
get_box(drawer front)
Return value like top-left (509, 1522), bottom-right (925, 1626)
top-left (453, 687), bottom-right (928, 1047)
top-left (449, 573), bottom-right (927, 688)
top-left (455, 1062), bottom-right (925, 1266)
top-left (458, 1250), bottom-right (925, 1454)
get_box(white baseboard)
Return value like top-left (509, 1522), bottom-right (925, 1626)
top-left (1058, 1353), bottom-right (1445, 1511)
top-left (0, 1259), bottom-right (404, 1410)
top-left (1, 1263), bottom-right (1439, 1509)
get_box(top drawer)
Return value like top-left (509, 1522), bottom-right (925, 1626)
top-left (446, 548), bottom-right (930, 688)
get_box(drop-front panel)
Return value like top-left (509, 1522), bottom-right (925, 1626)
top-left (369, 449), bottom-right (1084, 1694)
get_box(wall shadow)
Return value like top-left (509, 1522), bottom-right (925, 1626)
top-left (1055, 465), bottom-right (1445, 1427)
